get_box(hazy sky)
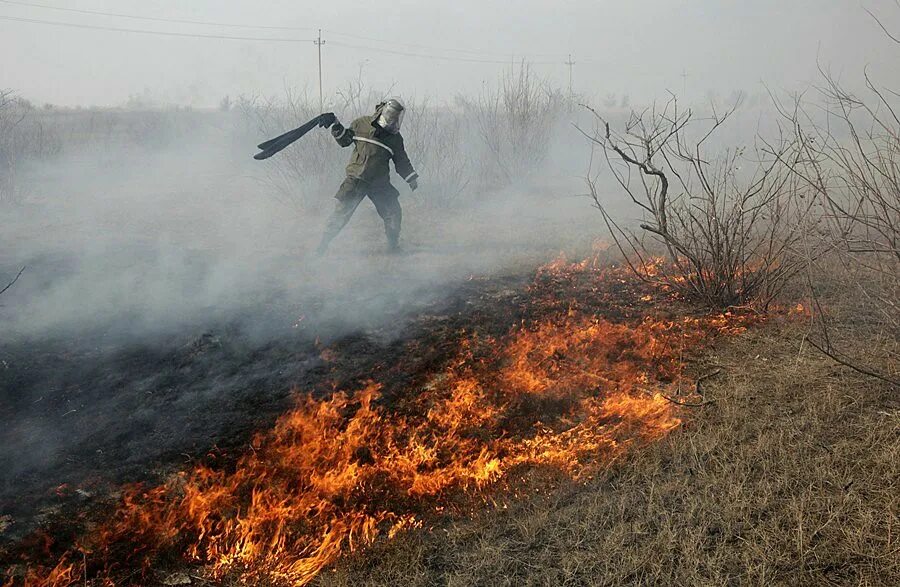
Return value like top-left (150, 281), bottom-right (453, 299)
top-left (1, 0), bottom-right (898, 107)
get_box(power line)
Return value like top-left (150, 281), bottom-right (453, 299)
top-left (0, 0), bottom-right (567, 61)
top-left (0, 0), bottom-right (316, 31)
top-left (0, 11), bottom-right (574, 69)
top-left (0, 14), bottom-right (314, 41)
top-left (328, 40), bottom-right (561, 65)
top-left (324, 29), bottom-right (566, 60)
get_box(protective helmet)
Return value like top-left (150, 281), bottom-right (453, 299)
top-left (374, 98), bottom-right (405, 134)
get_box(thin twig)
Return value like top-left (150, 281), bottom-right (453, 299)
top-left (806, 337), bottom-right (899, 388)
top-left (0, 266), bottom-right (25, 296)
top-left (694, 368), bottom-right (723, 395)
top-left (662, 394), bottom-right (716, 408)
top-left (663, 368), bottom-right (724, 407)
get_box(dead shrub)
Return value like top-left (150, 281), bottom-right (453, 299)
top-left (237, 64), bottom-right (563, 210)
top-left (0, 89), bottom-right (65, 204)
top-left (458, 63), bottom-right (564, 189)
top-left (236, 90), bottom-right (346, 211)
top-left (578, 96), bottom-right (817, 310)
top-left (0, 90), bottom-right (28, 203)
top-left (775, 57), bottom-right (900, 386)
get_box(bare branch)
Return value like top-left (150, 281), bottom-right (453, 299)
top-left (806, 336), bottom-right (899, 388)
top-left (864, 6), bottom-right (900, 44)
top-left (578, 97), bottom-right (813, 310)
top-left (0, 266), bottom-right (25, 297)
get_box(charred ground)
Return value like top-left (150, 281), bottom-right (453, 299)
top-left (0, 269), bottom-right (535, 541)
top-left (3, 249), bottom-right (896, 587)
top-left (2, 252), bottom-right (731, 585)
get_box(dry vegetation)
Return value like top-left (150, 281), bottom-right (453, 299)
top-left (2, 35), bottom-right (900, 585)
top-left (238, 63), bottom-right (563, 210)
top-left (574, 41), bottom-right (898, 383)
top-left (784, 70), bottom-right (900, 386)
top-left (2, 63), bottom-right (563, 212)
top-left (578, 97), bottom-right (817, 310)
top-left (0, 90), bottom-right (31, 204)
top-left (316, 27), bottom-right (900, 587)
top-left (318, 322), bottom-right (899, 586)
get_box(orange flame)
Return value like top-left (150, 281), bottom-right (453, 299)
top-left (12, 260), bottom-right (760, 587)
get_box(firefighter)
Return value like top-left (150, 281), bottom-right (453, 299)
top-left (316, 98), bottom-right (419, 254)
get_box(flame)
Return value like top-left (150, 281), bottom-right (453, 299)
top-left (10, 260), bottom-right (761, 587)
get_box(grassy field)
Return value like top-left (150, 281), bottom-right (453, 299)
top-left (318, 322), bottom-right (899, 586)
top-left (2, 67), bottom-right (898, 586)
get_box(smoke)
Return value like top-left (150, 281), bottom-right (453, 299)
top-left (0, 63), bottom-right (890, 552)
top-left (0, 88), bottom-right (816, 348)
top-left (2, 77), bottom-right (813, 536)
top-left (0, 96), bottom-right (611, 347)
top-left (0, 91), bottom-right (615, 534)
top-left (1, 0), bottom-right (898, 556)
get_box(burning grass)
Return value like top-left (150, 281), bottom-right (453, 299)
top-left (5, 257), bottom-right (766, 586)
top-left (321, 323), bottom-right (900, 586)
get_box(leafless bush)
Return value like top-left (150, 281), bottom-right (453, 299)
top-left (119, 109), bottom-right (192, 148)
top-left (0, 90), bottom-right (28, 203)
top-left (333, 75), bottom-right (387, 118)
top-left (0, 90), bottom-right (66, 203)
top-left (236, 90), bottom-right (347, 210)
top-left (401, 98), bottom-right (470, 205)
top-left (458, 63), bottom-right (564, 188)
top-left (811, 74), bottom-right (898, 313)
top-left (234, 65), bottom-right (566, 209)
top-left (578, 96), bottom-right (817, 310)
top-left (775, 54), bottom-right (900, 385)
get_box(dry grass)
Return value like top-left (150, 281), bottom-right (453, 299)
top-left (315, 323), bottom-right (899, 586)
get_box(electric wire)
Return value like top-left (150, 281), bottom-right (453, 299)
top-left (0, 0), bottom-right (568, 62)
top-left (0, 0), bottom-right (316, 31)
top-left (327, 40), bottom-right (563, 65)
top-left (323, 29), bottom-right (566, 59)
top-left (0, 14), bottom-right (314, 41)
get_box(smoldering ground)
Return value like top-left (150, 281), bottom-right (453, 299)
top-left (0, 101), bottom-right (607, 536)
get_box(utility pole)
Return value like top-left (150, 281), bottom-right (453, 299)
top-left (565, 54), bottom-right (576, 97)
top-left (314, 29), bottom-right (325, 112)
top-left (680, 69), bottom-right (689, 98)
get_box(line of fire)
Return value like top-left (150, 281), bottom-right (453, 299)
top-left (1, 4), bottom-right (898, 586)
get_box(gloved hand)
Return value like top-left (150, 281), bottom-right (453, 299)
top-left (408, 178), bottom-right (419, 192)
top-left (318, 112), bottom-right (337, 128)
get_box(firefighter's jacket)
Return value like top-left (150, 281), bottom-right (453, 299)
top-left (332, 116), bottom-right (418, 187)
